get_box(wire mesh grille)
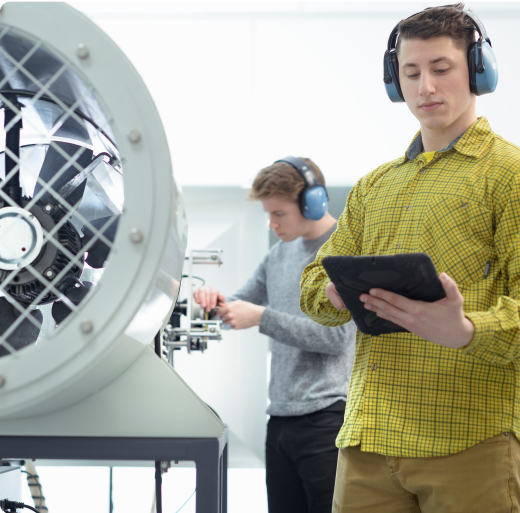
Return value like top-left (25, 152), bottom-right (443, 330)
top-left (0, 26), bottom-right (124, 356)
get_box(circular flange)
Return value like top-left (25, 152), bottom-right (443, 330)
top-left (0, 207), bottom-right (43, 271)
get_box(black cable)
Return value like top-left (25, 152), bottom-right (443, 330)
top-left (155, 461), bottom-right (162, 513)
top-left (182, 275), bottom-right (206, 285)
top-left (0, 500), bottom-right (40, 513)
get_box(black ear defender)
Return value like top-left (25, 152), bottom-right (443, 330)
top-left (383, 7), bottom-right (498, 102)
top-left (274, 157), bottom-right (329, 221)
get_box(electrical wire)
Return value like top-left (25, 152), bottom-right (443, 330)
top-left (182, 275), bottom-right (205, 286)
top-left (175, 489), bottom-right (196, 513)
top-left (0, 500), bottom-right (40, 513)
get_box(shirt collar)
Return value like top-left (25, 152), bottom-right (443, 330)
top-left (404, 117), bottom-right (494, 161)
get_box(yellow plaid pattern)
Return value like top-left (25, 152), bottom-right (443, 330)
top-left (300, 117), bottom-right (520, 457)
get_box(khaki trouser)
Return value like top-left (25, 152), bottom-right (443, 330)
top-left (333, 433), bottom-right (520, 513)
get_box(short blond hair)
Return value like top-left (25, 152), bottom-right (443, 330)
top-left (249, 158), bottom-right (325, 203)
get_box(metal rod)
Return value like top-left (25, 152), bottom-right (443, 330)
top-left (109, 466), bottom-right (113, 513)
top-left (154, 461), bottom-right (162, 513)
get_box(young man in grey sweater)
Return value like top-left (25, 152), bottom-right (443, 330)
top-left (195, 157), bottom-right (356, 513)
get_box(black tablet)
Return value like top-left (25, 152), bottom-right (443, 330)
top-left (322, 253), bottom-right (446, 336)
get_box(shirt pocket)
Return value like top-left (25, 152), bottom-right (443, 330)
top-left (419, 196), bottom-right (495, 285)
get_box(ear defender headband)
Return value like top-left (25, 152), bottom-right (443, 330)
top-left (383, 8), bottom-right (498, 102)
top-left (274, 157), bottom-right (329, 221)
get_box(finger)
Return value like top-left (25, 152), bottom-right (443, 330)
top-left (218, 305), bottom-right (229, 318)
top-left (326, 282), bottom-right (346, 310)
top-left (366, 288), bottom-right (416, 312)
top-left (364, 296), bottom-right (415, 328)
top-left (367, 302), bottom-right (408, 329)
top-left (217, 293), bottom-right (227, 306)
top-left (439, 273), bottom-right (462, 302)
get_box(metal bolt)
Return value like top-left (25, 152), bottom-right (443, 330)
top-left (80, 320), bottom-right (94, 334)
top-left (44, 204), bottom-right (52, 213)
top-left (128, 130), bottom-right (142, 143)
top-left (209, 327), bottom-right (216, 333)
top-left (77, 44), bottom-right (90, 59)
top-left (29, 214), bottom-right (34, 219)
top-left (45, 269), bottom-right (54, 278)
top-left (0, 375), bottom-right (6, 388)
top-left (74, 283), bottom-right (81, 288)
top-left (211, 255), bottom-right (217, 260)
top-left (130, 228), bottom-right (144, 243)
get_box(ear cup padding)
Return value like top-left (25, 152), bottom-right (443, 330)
top-left (384, 50), bottom-right (405, 103)
top-left (302, 186), bottom-right (328, 220)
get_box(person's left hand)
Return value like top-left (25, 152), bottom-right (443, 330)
top-left (217, 300), bottom-right (266, 330)
top-left (360, 272), bottom-right (474, 348)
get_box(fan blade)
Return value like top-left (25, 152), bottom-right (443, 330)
top-left (35, 142), bottom-right (93, 207)
top-left (0, 297), bottom-right (42, 356)
top-left (51, 281), bottom-right (92, 324)
top-left (82, 215), bottom-right (120, 268)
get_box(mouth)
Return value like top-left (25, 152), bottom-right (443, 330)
top-left (419, 101), bottom-right (442, 112)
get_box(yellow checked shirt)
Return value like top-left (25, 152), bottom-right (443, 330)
top-left (300, 117), bottom-right (520, 458)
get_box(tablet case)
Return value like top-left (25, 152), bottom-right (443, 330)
top-left (322, 253), bottom-right (446, 336)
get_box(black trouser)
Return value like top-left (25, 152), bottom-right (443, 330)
top-left (265, 400), bottom-right (345, 513)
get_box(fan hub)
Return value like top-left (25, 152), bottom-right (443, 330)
top-left (0, 206), bottom-right (44, 271)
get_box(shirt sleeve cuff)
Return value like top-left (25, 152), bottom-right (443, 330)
top-left (461, 311), bottom-right (493, 356)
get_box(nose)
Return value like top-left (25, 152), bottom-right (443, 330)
top-left (268, 215), bottom-right (279, 230)
top-left (418, 71), bottom-right (436, 97)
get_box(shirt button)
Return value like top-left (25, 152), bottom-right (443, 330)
top-left (462, 203), bottom-right (468, 209)
top-left (419, 169), bottom-right (426, 175)
top-left (371, 364), bottom-right (377, 371)
top-left (406, 205), bottom-right (411, 211)
top-left (396, 243), bottom-right (401, 248)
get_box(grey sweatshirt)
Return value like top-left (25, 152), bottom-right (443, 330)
top-left (228, 224), bottom-right (356, 416)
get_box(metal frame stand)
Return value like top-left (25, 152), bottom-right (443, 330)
top-left (0, 428), bottom-right (228, 513)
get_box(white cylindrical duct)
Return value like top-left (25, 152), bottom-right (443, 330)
top-left (0, 2), bottom-right (187, 419)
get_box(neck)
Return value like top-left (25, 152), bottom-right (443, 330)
top-left (302, 212), bottom-right (337, 240)
top-left (421, 108), bottom-right (477, 153)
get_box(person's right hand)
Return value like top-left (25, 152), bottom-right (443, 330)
top-left (193, 285), bottom-right (226, 312)
top-left (326, 282), bottom-right (346, 310)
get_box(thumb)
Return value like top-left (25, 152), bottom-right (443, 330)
top-left (439, 272), bottom-right (460, 301)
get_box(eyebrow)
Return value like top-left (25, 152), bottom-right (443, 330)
top-left (402, 57), bottom-right (451, 68)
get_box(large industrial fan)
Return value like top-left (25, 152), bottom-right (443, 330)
top-left (0, 0), bottom-right (225, 452)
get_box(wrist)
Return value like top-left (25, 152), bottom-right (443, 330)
top-left (456, 317), bottom-right (474, 348)
top-left (255, 305), bottom-right (266, 325)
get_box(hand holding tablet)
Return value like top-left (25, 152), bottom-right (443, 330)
top-left (322, 253), bottom-right (446, 336)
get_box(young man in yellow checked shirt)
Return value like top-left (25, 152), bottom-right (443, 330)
top-left (300, 3), bottom-right (520, 512)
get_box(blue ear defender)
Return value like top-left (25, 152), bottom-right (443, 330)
top-left (383, 8), bottom-right (498, 103)
top-left (274, 156), bottom-right (329, 221)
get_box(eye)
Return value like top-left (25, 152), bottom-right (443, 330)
top-left (435, 68), bottom-right (449, 74)
top-left (406, 73), bottom-right (420, 79)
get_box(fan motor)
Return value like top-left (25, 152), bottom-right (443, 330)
top-left (0, 201), bottom-right (84, 305)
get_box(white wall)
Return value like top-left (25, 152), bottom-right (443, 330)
top-left (67, 1), bottom-right (520, 187)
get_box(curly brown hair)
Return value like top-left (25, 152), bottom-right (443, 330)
top-left (249, 158), bottom-right (325, 204)
top-left (396, 3), bottom-right (477, 56)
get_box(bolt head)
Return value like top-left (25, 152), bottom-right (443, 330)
top-left (45, 270), bottom-right (53, 277)
top-left (80, 320), bottom-right (94, 334)
top-left (130, 228), bottom-right (144, 244)
top-left (128, 130), bottom-right (142, 143)
top-left (44, 204), bottom-right (52, 212)
top-left (77, 44), bottom-right (90, 59)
